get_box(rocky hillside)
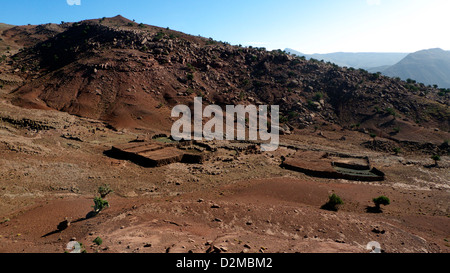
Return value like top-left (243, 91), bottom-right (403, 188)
top-left (1, 16), bottom-right (449, 144)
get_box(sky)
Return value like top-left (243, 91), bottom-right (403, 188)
top-left (1, 0), bottom-right (449, 54)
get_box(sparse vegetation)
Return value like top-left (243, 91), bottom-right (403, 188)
top-left (372, 196), bottom-right (390, 212)
top-left (385, 107), bottom-right (397, 118)
top-left (431, 154), bottom-right (441, 167)
top-left (279, 115), bottom-right (289, 123)
top-left (98, 184), bottom-right (113, 199)
top-left (239, 91), bottom-right (245, 100)
top-left (186, 73), bottom-right (194, 81)
top-left (307, 100), bottom-right (318, 110)
top-left (186, 63), bottom-right (196, 72)
top-left (206, 38), bottom-right (217, 45)
top-left (313, 92), bottom-right (324, 101)
top-left (321, 194), bottom-right (343, 212)
top-left (91, 185), bottom-right (112, 215)
top-left (93, 237), bottom-right (103, 246)
top-left (92, 197), bottom-right (109, 214)
top-left (154, 31), bottom-right (165, 41)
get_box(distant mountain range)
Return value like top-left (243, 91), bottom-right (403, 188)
top-left (382, 48), bottom-right (450, 88)
top-left (284, 49), bottom-right (408, 70)
top-left (285, 48), bottom-right (450, 88)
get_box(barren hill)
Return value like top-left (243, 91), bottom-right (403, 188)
top-left (1, 16), bottom-right (449, 144)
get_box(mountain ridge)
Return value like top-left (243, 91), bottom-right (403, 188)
top-left (284, 48), bottom-right (408, 69)
top-left (382, 48), bottom-right (450, 88)
top-left (1, 16), bottom-right (449, 145)
top-left (286, 47), bottom-right (450, 89)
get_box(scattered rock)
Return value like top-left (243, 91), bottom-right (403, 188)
top-left (206, 245), bottom-right (222, 253)
top-left (372, 227), bottom-right (386, 234)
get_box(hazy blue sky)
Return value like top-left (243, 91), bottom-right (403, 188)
top-left (1, 0), bottom-right (449, 53)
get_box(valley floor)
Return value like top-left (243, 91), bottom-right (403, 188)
top-left (0, 100), bottom-right (449, 253)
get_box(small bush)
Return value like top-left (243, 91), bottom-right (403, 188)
top-left (307, 100), bottom-right (317, 110)
top-left (98, 184), bottom-right (113, 199)
top-left (279, 115), bottom-right (289, 123)
top-left (186, 63), bottom-right (196, 72)
top-left (431, 154), bottom-right (441, 166)
top-left (154, 31), bottom-right (165, 41)
top-left (373, 196), bottom-right (390, 211)
top-left (385, 107), bottom-right (396, 117)
top-left (93, 197), bottom-right (109, 213)
top-left (93, 237), bottom-right (103, 246)
top-left (321, 194), bottom-right (343, 211)
top-left (313, 92), bottom-right (324, 101)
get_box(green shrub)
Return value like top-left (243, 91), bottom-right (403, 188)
top-left (313, 92), bottom-right (324, 101)
top-left (239, 91), bottom-right (245, 100)
top-left (186, 63), bottom-right (196, 72)
top-left (321, 194), bottom-right (343, 211)
top-left (307, 100), bottom-right (317, 110)
top-left (385, 107), bottom-right (396, 117)
top-left (154, 31), bottom-right (164, 41)
top-left (279, 115), bottom-right (289, 123)
top-left (98, 184), bottom-right (113, 199)
top-left (93, 237), bottom-right (103, 246)
top-left (93, 197), bottom-right (109, 213)
top-left (373, 196), bottom-right (390, 211)
top-left (431, 154), bottom-right (441, 166)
